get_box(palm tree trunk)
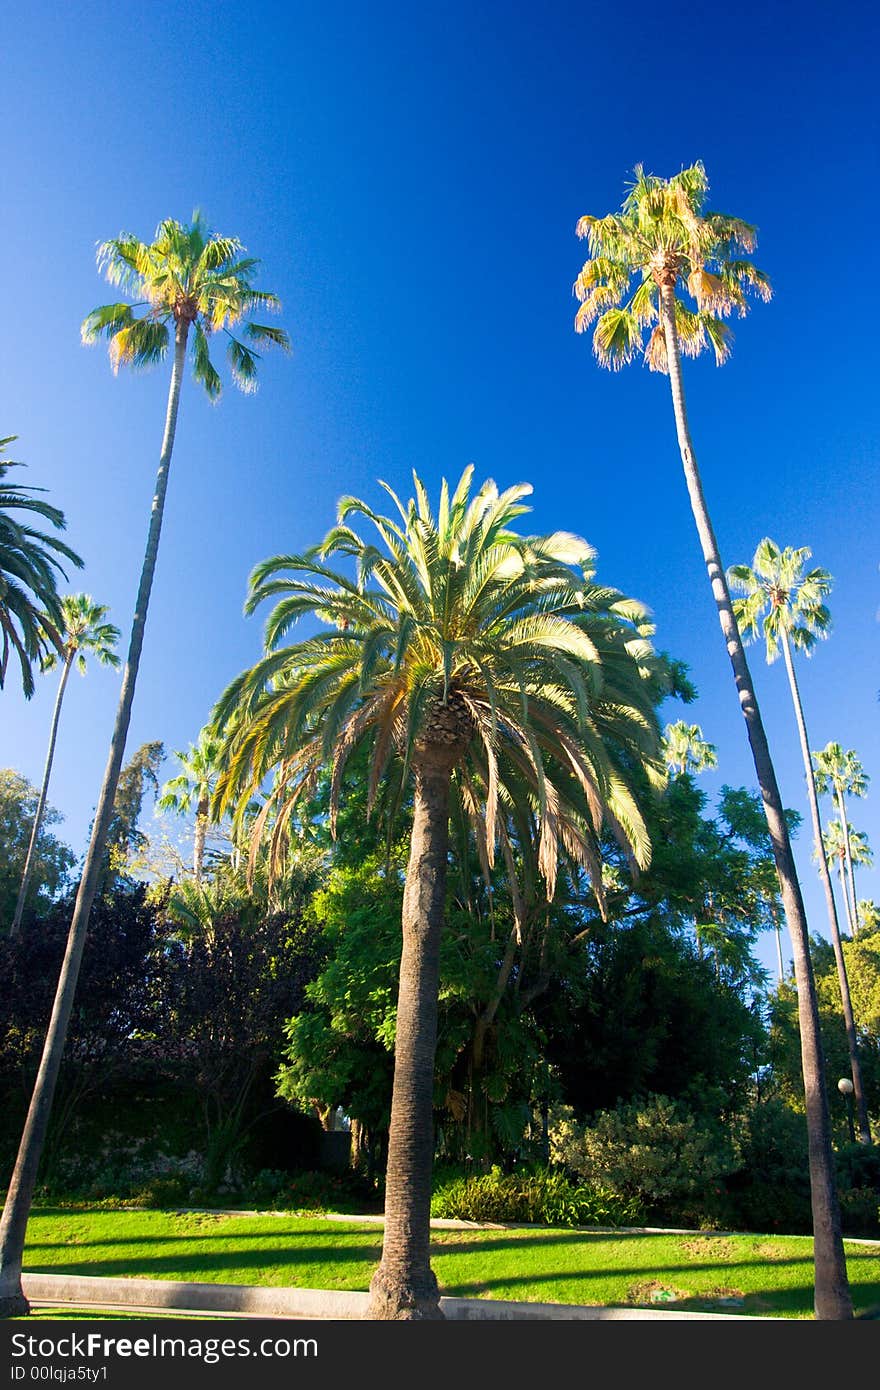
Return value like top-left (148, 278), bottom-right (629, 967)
top-left (194, 798), bottom-right (209, 880)
top-left (658, 284), bottom-right (852, 1320)
top-left (0, 321), bottom-right (189, 1318)
top-left (780, 632), bottom-right (870, 1144)
top-left (10, 650), bottom-right (74, 937)
top-left (835, 789), bottom-right (860, 936)
top-left (367, 749), bottom-right (453, 1320)
top-left (774, 919), bottom-right (785, 983)
top-left (837, 856), bottom-right (855, 935)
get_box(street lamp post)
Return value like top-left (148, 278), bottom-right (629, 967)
top-left (837, 1077), bottom-right (856, 1145)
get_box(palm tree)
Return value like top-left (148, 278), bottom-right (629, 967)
top-left (729, 539), bottom-right (870, 1144)
top-left (822, 820), bottom-right (873, 935)
top-left (662, 719), bottom-right (717, 777)
top-left (0, 437), bottom-right (83, 697)
top-left (813, 744), bottom-right (870, 938)
top-left (211, 466), bottom-right (665, 1318)
top-left (573, 162), bottom-right (852, 1317)
top-left (0, 214), bottom-right (289, 1319)
top-left (9, 595), bottom-right (120, 937)
top-left (158, 725), bottom-right (223, 879)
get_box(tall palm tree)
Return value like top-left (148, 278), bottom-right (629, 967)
top-left (158, 725), bottom-right (223, 879)
top-left (573, 162), bottom-right (852, 1317)
top-left (0, 214), bottom-right (289, 1319)
top-left (0, 437), bottom-right (83, 697)
top-left (662, 718), bottom-right (717, 776)
top-left (729, 539), bottom-right (870, 1144)
top-left (212, 466), bottom-right (665, 1318)
top-left (822, 819), bottom-right (873, 935)
top-left (10, 595), bottom-right (120, 937)
top-left (813, 744), bottom-right (870, 937)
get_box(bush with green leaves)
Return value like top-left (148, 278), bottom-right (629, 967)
top-left (430, 1165), bottom-right (641, 1227)
top-left (550, 1095), bottom-right (730, 1224)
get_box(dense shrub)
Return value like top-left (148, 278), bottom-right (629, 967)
top-left (549, 1095), bottom-right (729, 1225)
top-left (722, 1099), bottom-right (812, 1234)
top-left (430, 1165), bottom-right (642, 1227)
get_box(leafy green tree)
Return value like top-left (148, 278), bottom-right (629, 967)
top-left (813, 744), bottom-right (871, 938)
top-left (10, 596), bottom-right (120, 937)
top-left (542, 911), bottom-right (765, 1122)
top-left (573, 162), bottom-right (851, 1317)
top-left (0, 438), bottom-right (83, 697)
top-left (102, 741), bottom-right (165, 886)
top-left (768, 935), bottom-right (879, 1148)
top-left (158, 726), bottom-right (223, 880)
top-left (0, 772), bottom-right (75, 929)
top-left (0, 214), bottom-right (289, 1319)
top-left (213, 466), bottom-right (664, 1319)
top-left (662, 719), bottom-right (717, 777)
top-left (729, 539), bottom-right (870, 1145)
top-left (857, 900), bottom-right (880, 936)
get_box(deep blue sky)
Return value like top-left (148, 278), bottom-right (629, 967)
top-left (2, 0), bottom-right (878, 978)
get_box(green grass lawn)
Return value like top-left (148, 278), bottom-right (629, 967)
top-left (19, 1208), bottom-right (880, 1319)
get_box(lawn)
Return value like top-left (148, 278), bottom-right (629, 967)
top-left (20, 1208), bottom-right (880, 1319)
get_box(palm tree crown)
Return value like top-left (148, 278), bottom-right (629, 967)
top-left (158, 726), bottom-right (224, 879)
top-left (0, 438), bottom-right (83, 696)
top-left (573, 161), bottom-right (772, 372)
top-left (662, 719), bottom-right (717, 777)
top-left (813, 743), bottom-right (870, 804)
top-left (81, 212), bottom-right (290, 398)
top-left (822, 819), bottom-right (872, 872)
top-left (159, 726), bottom-right (222, 817)
top-left (728, 539), bottom-right (832, 662)
top-left (213, 466), bottom-right (666, 901)
top-left (43, 593), bottom-right (121, 676)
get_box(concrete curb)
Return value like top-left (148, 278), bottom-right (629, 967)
top-left (21, 1273), bottom-right (770, 1320)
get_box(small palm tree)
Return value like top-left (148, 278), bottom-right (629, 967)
top-left (662, 719), bottom-right (717, 777)
top-left (0, 438), bottom-right (83, 697)
top-left (822, 820), bottom-right (873, 934)
top-left (158, 726), bottom-right (223, 879)
top-left (212, 467), bottom-right (665, 1318)
top-left (0, 214), bottom-right (289, 1319)
top-left (813, 744), bottom-right (870, 938)
top-left (573, 163), bottom-right (852, 1317)
top-left (729, 539), bottom-right (870, 1144)
top-left (9, 595), bottom-right (120, 937)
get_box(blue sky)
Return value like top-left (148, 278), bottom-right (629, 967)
top-left (2, 0), bottom-right (878, 978)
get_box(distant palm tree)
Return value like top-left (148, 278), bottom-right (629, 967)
top-left (813, 744), bottom-right (870, 938)
top-left (10, 595), bottom-right (120, 937)
top-left (573, 162), bottom-right (852, 1317)
top-left (662, 719), bottom-right (717, 777)
top-left (0, 213), bottom-right (289, 1319)
top-left (212, 467), bottom-right (665, 1318)
top-left (0, 437), bottom-right (83, 697)
top-left (158, 726), bottom-right (223, 879)
top-left (822, 820), bottom-right (873, 934)
top-left (729, 538), bottom-right (870, 1144)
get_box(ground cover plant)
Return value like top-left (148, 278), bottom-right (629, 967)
top-left (18, 1209), bottom-right (880, 1320)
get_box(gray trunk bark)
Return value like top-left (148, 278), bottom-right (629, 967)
top-left (780, 632), bottom-right (870, 1144)
top-left (366, 750), bottom-right (453, 1319)
top-left (0, 321), bottom-right (189, 1317)
top-left (194, 797), bottom-right (209, 880)
top-left (659, 284), bottom-right (852, 1319)
top-left (10, 650), bottom-right (74, 937)
top-left (835, 788), bottom-right (860, 936)
top-left (837, 858), bottom-right (854, 935)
